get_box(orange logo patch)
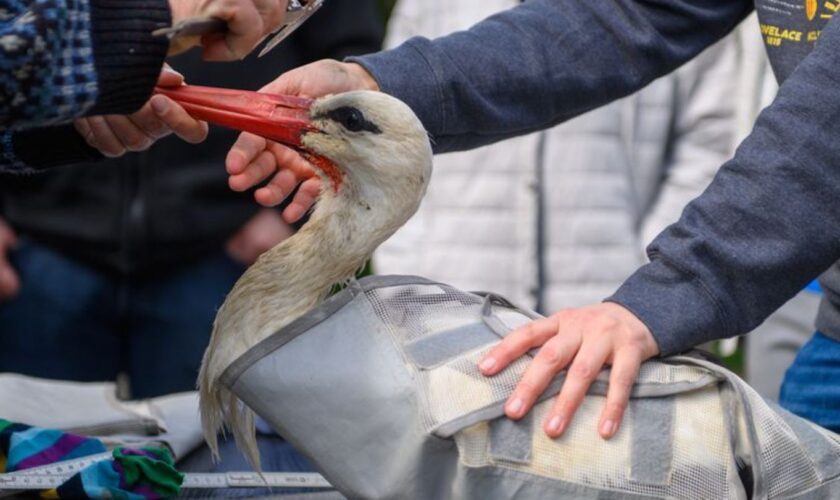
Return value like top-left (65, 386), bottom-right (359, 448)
top-left (806, 0), bottom-right (818, 20)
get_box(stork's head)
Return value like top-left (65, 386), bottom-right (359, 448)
top-left (302, 92), bottom-right (432, 207)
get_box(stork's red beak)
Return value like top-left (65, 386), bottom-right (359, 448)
top-left (154, 85), bottom-right (316, 148)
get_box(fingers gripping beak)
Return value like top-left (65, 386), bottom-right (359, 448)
top-left (154, 85), bottom-right (344, 191)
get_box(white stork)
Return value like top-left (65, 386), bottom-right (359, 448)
top-left (197, 91), bottom-right (433, 468)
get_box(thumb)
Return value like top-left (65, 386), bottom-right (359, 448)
top-left (157, 64), bottom-right (185, 87)
top-left (260, 69), bottom-right (303, 96)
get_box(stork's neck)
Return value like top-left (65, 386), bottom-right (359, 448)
top-left (206, 148), bottom-right (430, 387)
top-left (218, 192), bottom-right (378, 339)
top-left (266, 199), bottom-right (373, 299)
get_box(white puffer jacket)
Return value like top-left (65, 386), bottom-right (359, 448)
top-left (375, 0), bottom-right (739, 313)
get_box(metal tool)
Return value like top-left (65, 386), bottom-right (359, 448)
top-left (258, 0), bottom-right (324, 57)
top-left (0, 452), bottom-right (332, 492)
top-left (152, 0), bottom-right (324, 57)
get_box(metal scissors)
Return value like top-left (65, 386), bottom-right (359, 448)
top-left (153, 0), bottom-right (324, 57)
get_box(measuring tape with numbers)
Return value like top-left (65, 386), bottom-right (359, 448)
top-left (0, 452), bottom-right (332, 491)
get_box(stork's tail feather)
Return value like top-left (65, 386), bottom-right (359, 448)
top-left (199, 365), bottom-right (261, 470)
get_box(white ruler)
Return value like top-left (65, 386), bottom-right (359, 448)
top-left (0, 452), bottom-right (332, 491)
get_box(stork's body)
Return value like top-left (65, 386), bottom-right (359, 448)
top-left (198, 91), bottom-right (432, 467)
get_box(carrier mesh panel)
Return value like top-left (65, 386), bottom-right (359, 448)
top-left (368, 283), bottom-right (484, 343)
top-left (744, 384), bottom-right (823, 497)
top-left (452, 386), bottom-right (737, 499)
top-left (424, 346), bottom-right (531, 429)
top-left (360, 281), bottom-right (840, 499)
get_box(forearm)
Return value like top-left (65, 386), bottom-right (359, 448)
top-left (0, 0), bottom-right (169, 129)
top-left (0, 0), bottom-right (173, 172)
top-left (352, 0), bottom-right (751, 153)
top-left (610, 16), bottom-right (840, 354)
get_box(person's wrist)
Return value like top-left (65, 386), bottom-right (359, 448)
top-left (603, 302), bottom-right (660, 357)
top-left (346, 63), bottom-right (380, 92)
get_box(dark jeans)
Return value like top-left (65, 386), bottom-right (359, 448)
top-left (0, 239), bottom-right (245, 398)
top-left (779, 331), bottom-right (840, 433)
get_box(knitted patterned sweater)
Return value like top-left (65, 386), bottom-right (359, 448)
top-left (0, 0), bottom-right (170, 171)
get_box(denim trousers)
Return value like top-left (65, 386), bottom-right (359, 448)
top-left (779, 331), bottom-right (840, 433)
top-left (0, 238), bottom-right (245, 398)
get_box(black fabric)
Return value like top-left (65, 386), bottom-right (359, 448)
top-left (0, 0), bottom-right (384, 277)
top-left (11, 125), bottom-right (103, 169)
top-left (87, 0), bottom-right (172, 115)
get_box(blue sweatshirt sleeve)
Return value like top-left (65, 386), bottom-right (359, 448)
top-left (609, 12), bottom-right (840, 354)
top-left (353, 0), bottom-right (840, 355)
top-left (351, 0), bottom-right (752, 153)
top-left (0, 0), bottom-right (170, 172)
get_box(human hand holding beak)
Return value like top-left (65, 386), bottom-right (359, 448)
top-left (74, 66), bottom-right (208, 158)
top-left (225, 59), bottom-right (378, 220)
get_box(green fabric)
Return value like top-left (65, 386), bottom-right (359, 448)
top-left (113, 447), bottom-right (183, 497)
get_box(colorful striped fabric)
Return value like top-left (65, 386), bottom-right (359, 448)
top-left (0, 419), bottom-right (183, 498)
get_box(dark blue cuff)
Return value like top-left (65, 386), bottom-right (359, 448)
top-left (87, 0), bottom-right (171, 116)
top-left (606, 258), bottom-right (732, 356)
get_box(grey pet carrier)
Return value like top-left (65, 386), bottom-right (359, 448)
top-left (221, 275), bottom-right (840, 499)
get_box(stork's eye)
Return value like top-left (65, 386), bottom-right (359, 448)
top-left (341, 109), bottom-right (364, 131)
top-left (326, 106), bottom-right (382, 134)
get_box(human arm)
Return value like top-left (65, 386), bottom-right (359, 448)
top-left (484, 10), bottom-right (840, 440)
top-left (0, 0), bottom-right (170, 130)
top-left (226, 0), bottom-right (752, 211)
top-left (0, 0), bottom-right (291, 171)
top-left (352, 0), bottom-right (752, 153)
top-left (2, 67), bottom-right (207, 168)
top-left (0, 0), bottom-right (292, 129)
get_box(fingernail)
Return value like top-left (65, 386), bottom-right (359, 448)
top-left (547, 415), bottom-right (563, 434)
top-left (506, 398), bottom-right (524, 416)
top-left (600, 419), bottom-right (616, 438)
top-left (150, 96), bottom-right (168, 114)
top-left (479, 357), bottom-right (496, 373)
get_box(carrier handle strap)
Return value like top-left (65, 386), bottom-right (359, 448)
top-left (476, 292), bottom-right (542, 341)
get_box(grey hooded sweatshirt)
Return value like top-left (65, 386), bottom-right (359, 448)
top-left (351, 0), bottom-right (840, 354)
